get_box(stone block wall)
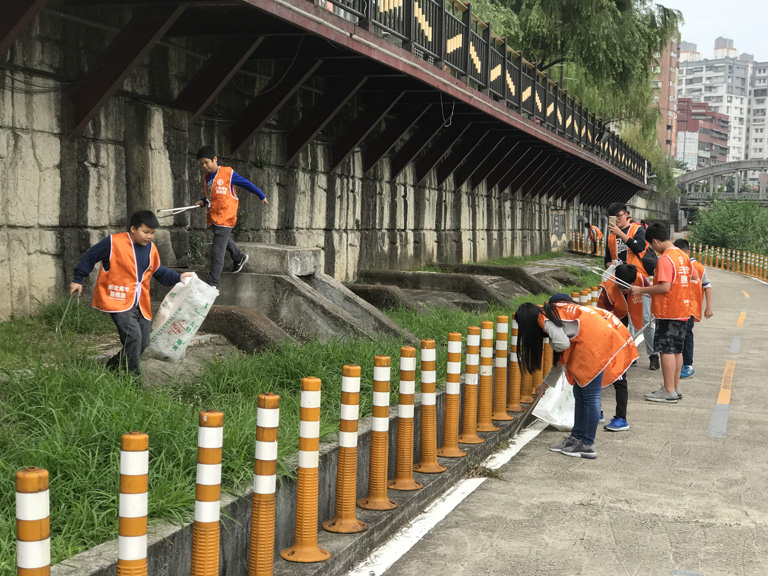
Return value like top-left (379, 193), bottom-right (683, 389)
top-left (1, 10), bottom-right (577, 321)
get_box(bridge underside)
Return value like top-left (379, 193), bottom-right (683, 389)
top-left (4, 0), bottom-right (648, 205)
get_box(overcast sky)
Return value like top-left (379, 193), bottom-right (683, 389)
top-left (658, 0), bottom-right (767, 60)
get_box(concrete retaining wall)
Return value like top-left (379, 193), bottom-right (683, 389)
top-left (2, 9), bottom-right (570, 322)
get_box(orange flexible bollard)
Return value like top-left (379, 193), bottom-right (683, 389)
top-left (591, 286), bottom-right (599, 306)
top-left (324, 366), bottom-right (366, 533)
top-left (542, 337), bottom-right (553, 376)
top-left (16, 467), bottom-right (50, 576)
top-left (280, 377), bottom-right (330, 563)
top-left (388, 347), bottom-right (423, 491)
top-left (249, 393), bottom-right (279, 576)
top-left (531, 340), bottom-right (544, 397)
top-left (520, 367), bottom-right (534, 403)
top-left (579, 289), bottom-right (590, 306)
top-left (359, 356), bottom-right (397, 509)
top-left (506, 318), bottom-right (523, 413)
top-left (492, 316), bottom-right (512, 422)
top-left (191, 410), bottom-right (223, 576)
top-left (476, 321), bottom-right (498, 432)
top-left (118, 432), bottom-right (149, 576)
top-left (458, 327), bottom-right (484, 444)
top-left (414, 340), bottom-right (446, 474)
top-left (438, 333), bottom-right (467, 458)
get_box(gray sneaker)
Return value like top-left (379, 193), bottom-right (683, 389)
top-left (233, 253), bottom-right (249, 273)
top-left (549, 435), bottom-right (577, 453)
top-left (675, 388), bottom-right (683, 399)
top-left (645, 388), bottom-right (679, 403)
top-left (561, 440), bottom-right (597, 459)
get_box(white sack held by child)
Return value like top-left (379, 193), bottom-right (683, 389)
top-left (145, 273), bottom-right (219, 363)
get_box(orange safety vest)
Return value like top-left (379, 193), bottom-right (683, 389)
top-left (204, 166), bottom-right (238, 228)
top-left (652, 247), bottom-right (696, 320)
top-left (588, 225), bottom-right (603, 242)
top-left (607, 223), bottom-right (651, 277)
top-left (538, 302), bottom-right (637, 388)
top-left (92, 232), bottom-right (160, 320)
top-left (690, 258), bottom-right (705, 322)
top-left (597, 275), bottom-right (644, 330)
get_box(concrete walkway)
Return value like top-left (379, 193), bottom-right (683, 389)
top-left (377, 269), bottom-right (768, 576)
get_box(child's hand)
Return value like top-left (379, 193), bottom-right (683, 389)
top-left (705, 306), bottom-right (713, 319)
top-left (180, 272), bottom-right (195, 280)
top-left (69, 282), bottom-right (82, 296)
top-left (261, 198), bottom-right (269, 205)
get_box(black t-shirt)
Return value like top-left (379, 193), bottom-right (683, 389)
top-left (604, 224), bottom-right (657, 276)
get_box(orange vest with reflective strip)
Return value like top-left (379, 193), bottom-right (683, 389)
top-left (92, 232), bottom-right (160, 320)
top-left (608, 223), bottom-right (650, 277)
top-left (652, 247), bottom-right (695, 320)
top-left (588, 225), bottom-right (603, 241)
top-left (597, 276), bottom-right (644, 330)
top-left (538, 302), bottom-right (637, 387)
top-left (204, 166), bottom-right (238, 227)
top-left (690, 258), bottom-right (705, 322)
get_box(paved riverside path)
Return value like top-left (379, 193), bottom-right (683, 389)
top-left (378, 269), bottom-right (768, 576)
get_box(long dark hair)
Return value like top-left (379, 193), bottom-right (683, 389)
top-left (515, 301), bottom-right (566, 374)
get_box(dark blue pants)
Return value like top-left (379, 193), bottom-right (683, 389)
top-left (683, 315), bottom-right (695, 366)
top-left (572, 372), bottom-right (604, 446)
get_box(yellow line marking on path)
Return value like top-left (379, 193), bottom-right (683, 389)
top-left (742, 290), bottom-right (750, 298)
top-left (717, 361), bottom-right (735, 405)
top-left (736, 312), bottom-right (747, 327)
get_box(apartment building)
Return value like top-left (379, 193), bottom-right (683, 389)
top-left (676, 98), bottom-right (729, 170)
top-left (653, 38), bottom-right (679, 155)
top-left (678, 39), bottom-right (751, 162)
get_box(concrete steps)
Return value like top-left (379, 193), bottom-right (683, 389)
top-left (155, 243), bottom-right (417, 348)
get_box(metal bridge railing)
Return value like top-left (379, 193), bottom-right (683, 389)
top-left (315, 0), bottom-right (648, 182)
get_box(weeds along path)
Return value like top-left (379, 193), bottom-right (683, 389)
top-left (0, 253), bottom-right (601, 573)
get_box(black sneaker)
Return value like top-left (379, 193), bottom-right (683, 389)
top-left (233, 253), bottom-right (249, 273)
top-left (649, 354), bottom-right (660, 370)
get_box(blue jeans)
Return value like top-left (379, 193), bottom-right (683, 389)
top-left (572, 372), bottom-right (604, 446)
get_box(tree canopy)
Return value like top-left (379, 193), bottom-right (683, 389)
top-left (469, 0), bottom-right (682, 125)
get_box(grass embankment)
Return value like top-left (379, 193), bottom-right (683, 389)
top-left (0, 259), bottom-right (601, 573)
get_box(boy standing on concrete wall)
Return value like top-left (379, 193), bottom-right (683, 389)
top-left (194, 146), bottom-right (269, 287)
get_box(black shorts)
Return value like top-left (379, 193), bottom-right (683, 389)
top-left (654, 319), bottom-right (687, 354)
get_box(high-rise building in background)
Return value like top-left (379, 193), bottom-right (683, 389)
top-left (679, 41), bottom-right (701, 63)
top-left (675, 98), bottom-right (729, 170)
top-left (748, 62), bottom-right (768, 168)
top-left (653, 38), bottom-right (679, 156)
top-left (713, 37), bottom-right (738, 59)
top-left (677, 38), bottom-right (751, 164)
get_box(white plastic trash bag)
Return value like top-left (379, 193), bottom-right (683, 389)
top-left (145, 274), bottom-right (219, 364)
top-left (532, 371), bottom-right (574, 431)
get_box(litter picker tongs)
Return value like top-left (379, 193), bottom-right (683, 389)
top-left (158, 205), bottom-right (201, 218)
top-left (590, 266), bottom-right (632, 290)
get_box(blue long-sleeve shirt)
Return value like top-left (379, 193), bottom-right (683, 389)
top-left (203, 170), bottom-right (265, 201)
top-left (72, 236), bottom-right (181, 288)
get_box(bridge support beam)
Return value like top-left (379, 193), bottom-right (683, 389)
top-left (761, 172), bottom-right (766, 201)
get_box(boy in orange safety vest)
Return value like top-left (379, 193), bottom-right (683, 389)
top-left (585, 222), bottom-right (603, 255)
top-left (630, 224), bottom-right (698, 403)
top-left (673, 238), bottom-right (713, 379)
top-left (69, 211), bottom-right (194, 378)
top-left (605, 202), bottom-right (659, 370)
top-left (596, 264), bottom-right (648, 431)
top-left (194, 146), bottom-right (269, 287)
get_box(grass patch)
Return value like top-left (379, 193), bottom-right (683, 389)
top-left (0, 256), bottom-right (602, 572)
top-left (0, 296), bottom-right (114, 370)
